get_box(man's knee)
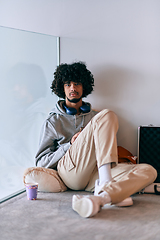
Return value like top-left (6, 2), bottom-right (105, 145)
top-left (92, 109), bottom-right (118, 130)
top-left (144, 163), bottom-right (157, 179)
top-left (136, 163), bottom-right (157, 183)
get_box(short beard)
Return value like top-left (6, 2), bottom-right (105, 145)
top-left (67, 96), bottom-right (82, 103)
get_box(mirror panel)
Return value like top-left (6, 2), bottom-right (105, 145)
top-left (0, 26), bottom-right (58, 201)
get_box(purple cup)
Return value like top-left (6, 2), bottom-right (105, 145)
top-left (25, 183), bottom-right (38, 200)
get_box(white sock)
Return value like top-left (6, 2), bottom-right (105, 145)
top-left (98, 163), bottom-right (112, 186)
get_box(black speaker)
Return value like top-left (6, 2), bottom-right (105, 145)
top-left (138, 126), bottom-right (160, 183)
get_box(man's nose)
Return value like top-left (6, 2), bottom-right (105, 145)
top-left (70, 83), bottom-right (76, 91)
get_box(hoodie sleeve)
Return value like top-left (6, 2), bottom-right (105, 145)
top-left (35, 119), bottom-right (71, 169)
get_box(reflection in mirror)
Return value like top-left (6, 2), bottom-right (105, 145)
top-left (0, 26), bottom-right (58, 201)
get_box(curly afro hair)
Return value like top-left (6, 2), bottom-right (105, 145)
top-left (51, 62), bottom-right (94, 99)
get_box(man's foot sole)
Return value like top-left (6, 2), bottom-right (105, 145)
top-left (115, 197), bottom-right (133, 207)
top-left (72, 195), bottom-right (94, 218)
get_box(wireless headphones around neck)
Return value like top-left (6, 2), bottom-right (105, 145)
top-left (63, 102), bottom-right (90, 115)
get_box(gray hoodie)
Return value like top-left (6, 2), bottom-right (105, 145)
top-left (35, 100), bottom-right (98, 169)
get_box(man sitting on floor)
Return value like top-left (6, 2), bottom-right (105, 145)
top-left (35, 62), bottom-right (157, 218)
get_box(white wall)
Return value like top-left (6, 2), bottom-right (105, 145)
top-left (1, 0), bottom-right (160, 155)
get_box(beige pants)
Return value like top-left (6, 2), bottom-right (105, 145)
top-left (58, 109), bottom-right (157, 204)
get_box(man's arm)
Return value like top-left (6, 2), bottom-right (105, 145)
top-left (35, 120), bottom-right (71, 169)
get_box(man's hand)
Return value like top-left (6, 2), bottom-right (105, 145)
top-left (71, 132), bottom-right (81, 144)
